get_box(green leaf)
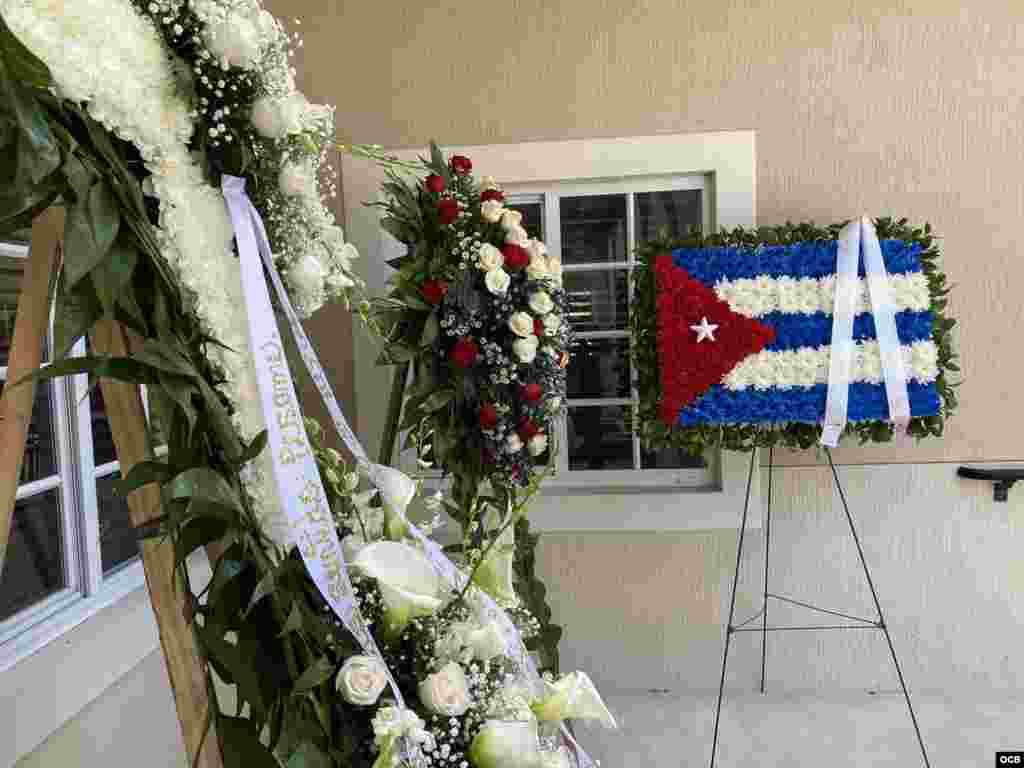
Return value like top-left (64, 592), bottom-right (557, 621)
top-left (63, 178), bottom-right (120, 288)
top-left (174, 515), bottom-right (227, 567)
top-left (420, 311), bottom-right (440, 347)
top-left (244, 568), bottom-right (276, 616)
top-left (15, 354), bottom-right (156, 387)
top-left (117, 460), bottom-right (171, 495)
top-left (291, 656), bottom-right (335, 694)
top-left (278, 601), bottom-right (303, 636)
top-left (286, 741), bottom-right (333, 768)
top-left (166, 467), bottom-right (241, 512)
top-left (0, 14), bottom-right (52, 88)
top-left (89, 237), bottom-right (137, 315)
top-left (218, 716), bottom-right (279, 768)
top-left (52, 275), bottom-right (103, 360)
top-left (239, 430), bottom-right (269, 465)
top-left (422, 389), bottom-right (454, 413)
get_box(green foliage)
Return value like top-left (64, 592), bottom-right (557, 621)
top-left (514, 518), bottom-right (562, 674)
top-left (631, 218), bottom-right (960, 455)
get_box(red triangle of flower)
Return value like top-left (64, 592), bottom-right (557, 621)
top-left (655, 255), bottom-right (776, 424)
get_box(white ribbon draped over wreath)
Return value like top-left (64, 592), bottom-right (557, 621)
top-left (821, 216), bottom-right (911, 448)
top-left (222, 177), bottom-right (596, 767)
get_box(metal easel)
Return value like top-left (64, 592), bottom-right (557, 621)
top-left (708, 447), bottom-right (931, 767)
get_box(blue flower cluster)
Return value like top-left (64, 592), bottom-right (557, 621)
top-left (671, 239), bottom-right (923, 284)
top-left (676, 382), bottom-right (942, 426)
top-left (763, 310), bottom-right (934, 351)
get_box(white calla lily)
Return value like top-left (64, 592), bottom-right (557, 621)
top-left (366, 463), bottom-right (417, 539)
top-left (353, 541), bottom-right (445, 636)
top-left (531, 671), bottom-right (617, 728)
top-left (468, 719), bottom-right (541, 768)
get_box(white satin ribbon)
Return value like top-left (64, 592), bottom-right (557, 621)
top-left (820, 217), bottom-right (911, 447)
top-left (222, 176), bottom-right (405, 709)
top-left (223, 176), bottom-right (597, 767)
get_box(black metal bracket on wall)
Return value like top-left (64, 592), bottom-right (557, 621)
top-left (957, 467), bottom-right (1024, 502)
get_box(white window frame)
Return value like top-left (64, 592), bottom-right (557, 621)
top-left (0, 240), bottom-right (161, 766)
top-left (503, 176), bottom-right (714, 489)
top-left (341, 131), bottom-right (763, 531)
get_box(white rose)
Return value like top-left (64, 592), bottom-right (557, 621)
top-left (505, 433), bottom-right (524, 453)
top-left (205, 11), bottom-right (264, 69)
top-left (499, 209), bottom-right (523, 231)
top-left (527, 434), bottom-right (548, 457)
top-left (353, 542), bottom-right (445, 636)
top-left (541, 313), bottom-right (561, 336)
top-left (532, 671), bottom-right (617, 728)
top-left (480, 175), bottom-right (500, 191)
top-left (505, 225), bottom-right (529, 247)
top-left (278, 160), bottom-right (315, 197)
top-left (286, 253), bottom-right (326, 306)
top-left (250, 92), bottom-right (307, 139)
top-left (466, 620), bottom-right (507, 661)
top-left (485, 267), bottom-right (511, 295)
top-left (372, 707), bottom-right (434, 764)
top-left (526, 240), bottom-right (550, 281)
top-left (418, 661), bottom-right (471, 716)
top-left (335, 655), bottom-right (388, 706)
top-left (528, 291), bottom-right (554, 315)
top-left (480, 199), bottom-right (505, 224)
top-left (547, 397), bottom-right (562, 412)
top-left (469, 720), bottom-right (540, 768)
top-left (477, 242), bottom-right (504, 272)
top-left (512, 335), bottom-right (539, 364)
top-left (508, 311), bottom-right (535, 338)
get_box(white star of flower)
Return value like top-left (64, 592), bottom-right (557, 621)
top-left (690, 316), bottom-right (719, 343)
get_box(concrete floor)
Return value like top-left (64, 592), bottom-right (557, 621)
top-left (578, 690), bottom-right (1023, 767)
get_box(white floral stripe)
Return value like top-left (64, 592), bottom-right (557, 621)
top-left (722, 340), bottom-right (939, 391)
top-left (2, 0), bottom-right (288, 546)
top-left (714, 273), bottom-right (931, 318)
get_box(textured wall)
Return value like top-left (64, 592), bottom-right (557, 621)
top-left (18, 4), bottom-right (1023, 764)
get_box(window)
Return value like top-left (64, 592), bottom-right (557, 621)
top-left (504, 178), bottom-right (712, 487)
top-left (343, 131), bottom-right (764, 530)
top-left (0, 241), bottom-right (144, 672)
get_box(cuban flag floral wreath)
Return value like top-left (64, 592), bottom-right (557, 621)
top-left (631, 218), bottom-right (959, 456)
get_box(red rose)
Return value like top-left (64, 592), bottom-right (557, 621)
top-left (450, 155), bottom-right (473, 175)
top-left (425, 174), bottom-right (445, 194)
top-left (519, 419), bottom-right (540, 440)
top-left (421, 279), bottom-right (449, 305)
top-left (479, 404), bottom-right (499, 429)
top-left (521, 383), bottom-right (542, 404)
top-left (451, 337), bottom-right (479, 368)
top-left (438, 198), bottom-right (459, 225)
top-left (502, 244), bottom-right (530, 270)
top-left (482, 446), bottom-right (497, 465)
top-left (480, 188), bottom-right (505, 203)
top-left (533, 318), bottom-right (545, 336)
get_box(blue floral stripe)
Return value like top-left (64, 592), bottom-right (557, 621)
top-left (763, 310), bottom-right (934, 351)
top-left (671, 239), bottom-right (923, 283)
top-left (676, 381), bottom-right (941, 426)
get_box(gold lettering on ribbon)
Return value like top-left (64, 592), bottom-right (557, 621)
top-left (262, 337), bottom-right (309, 464)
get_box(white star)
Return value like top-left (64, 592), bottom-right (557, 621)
top-left (690, 316), bottom-right (719, 343)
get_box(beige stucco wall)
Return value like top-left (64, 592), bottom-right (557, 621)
top-left (17, 1), bottom-right (1024, 764)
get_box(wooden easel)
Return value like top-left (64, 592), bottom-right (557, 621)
top-left (0, 209), bottom-right (223, 767)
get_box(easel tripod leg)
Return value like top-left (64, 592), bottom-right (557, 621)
top-left (825, 449), bottom-right (931, 768)
top-left (760, 446), bottom-right (773, 694)
top-left (709, 450), bottom-right (757, 768)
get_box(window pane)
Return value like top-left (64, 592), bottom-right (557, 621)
top-left (513, 201), bottom-right (544, 241)
top-left (0, 379), bottom-right (58, 483)
top-left (560, 194), bottom-right (627, 264)
top-left (635, 189), bottom-right (703, 243)
top-left (96, 473), bottom-right (139, 574)
top-left (0, 490), bottom-right (65, 621)
top-left (567, 405), bottom-right (635, 471)
top-left (567, 337), bottom-right (630, 399)
top-left (90, 386), bottom-right (117, 466)
top-left (562, 269), bottom-right (629, 332)
top-left (642, 444), bottom-right (707, 469)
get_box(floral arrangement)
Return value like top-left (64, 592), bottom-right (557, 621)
top-left (632, 219), bottom-right (958, 455)
top-left (371, 145), bottom-right (569, 525)
top-left (0, 0), bottom-right (615, 764)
